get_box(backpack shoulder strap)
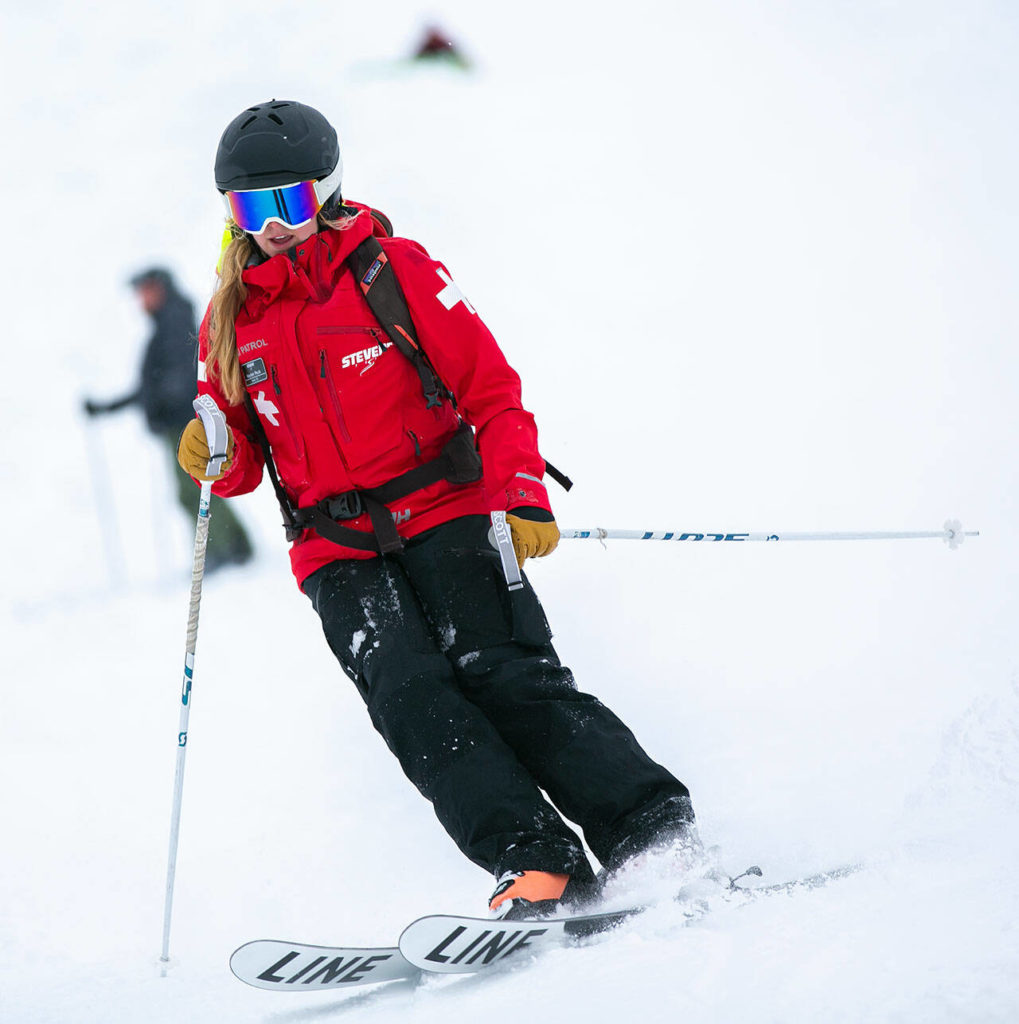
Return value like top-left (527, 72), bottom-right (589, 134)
top-left (346, 233), bottom-right (452, 410)
top-left (347, 225), bottom-right (573, 493)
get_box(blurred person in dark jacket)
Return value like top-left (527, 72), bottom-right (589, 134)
top-left (84, 267), bottom-right (253, 572)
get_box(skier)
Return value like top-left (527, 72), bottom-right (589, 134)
top-left (84, 267), bottom-right (254, 573)
top-left (411, 24), bottom-right (470, 68)
top-left (177, 99), bottom-right (698, 919)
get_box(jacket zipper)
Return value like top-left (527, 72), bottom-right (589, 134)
top-left (267, 363), bottom-right (306, 459)
top-left (316, 326), bottom-right (388, 359)
top-left (319, 349), bottom-right (352, 443)
top-left (315, 326), bottom-right (384, 339)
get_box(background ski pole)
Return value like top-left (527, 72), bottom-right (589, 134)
top-left (560, 519), bottom-right (978, 550)
top-left (82, 415), bottom-right (126, 586)
top-left (160, 395), bottom-right (229, 968)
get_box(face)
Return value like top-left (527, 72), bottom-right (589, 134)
top-left (134, 280), bottom-right (166, 314)
top-left (251, 218), bottom-right (319, 257)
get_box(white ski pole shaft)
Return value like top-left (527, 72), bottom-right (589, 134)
top-left (160, 396), bottom-right (229, 966)
top-left (82, 418), bottom-right (126, 586)
top-left (560, 519), bottom-right (978, 550)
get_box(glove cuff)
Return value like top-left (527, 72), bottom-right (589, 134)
top-left (507, 506), bottom-right (554, 523)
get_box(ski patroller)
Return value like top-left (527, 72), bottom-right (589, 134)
top-left (230, 865), bottom-right (860, 992)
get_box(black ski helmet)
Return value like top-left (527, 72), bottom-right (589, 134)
top-left (214, 100), bottom-right (342, 195)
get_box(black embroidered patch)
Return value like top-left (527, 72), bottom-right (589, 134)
top-left (242, 357), bottom-right (268, 387)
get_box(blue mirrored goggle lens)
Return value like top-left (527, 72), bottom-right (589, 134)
top-left (225, 180), bottom-right (321, 233)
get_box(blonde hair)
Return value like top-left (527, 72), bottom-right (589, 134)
top-left (207, 210), bottom-right (360, 405)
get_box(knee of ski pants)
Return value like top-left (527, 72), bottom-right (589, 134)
top-left (366, 666), bottom-right (493, 794)
top-left (305, 562), bottom-right (532, 797)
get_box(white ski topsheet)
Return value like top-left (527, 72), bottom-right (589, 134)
top-left (229, 939), bottom-right (417, 991)
top-left (398, 908), bottom-right (636, 974)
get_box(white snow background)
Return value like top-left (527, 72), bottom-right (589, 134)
top-left (3, 1), bottom-right (1018, 1021)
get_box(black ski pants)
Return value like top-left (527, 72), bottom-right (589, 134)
top-left (303, 515), bottom-right (693, 882)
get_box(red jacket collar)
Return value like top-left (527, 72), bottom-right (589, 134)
top-left (240, 203), bottom-right (377, 309)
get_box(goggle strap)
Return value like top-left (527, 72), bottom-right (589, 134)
top-left (313, 162), bottom-right (343, 205)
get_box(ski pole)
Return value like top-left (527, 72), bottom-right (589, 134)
top-left (560, 519), bottom-right (978, 550)
top-left (82, 414), bottom-right (126, 586)
top-left (160, 395), bottom-right (229, 968)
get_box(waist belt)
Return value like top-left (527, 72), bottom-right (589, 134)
top-left (288, 422), bottom-right (483, 554)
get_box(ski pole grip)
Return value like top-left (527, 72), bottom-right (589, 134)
top-left (490, 511), bottom-right (524, 591)
top-left (193, 395), bottom-right (229, 479)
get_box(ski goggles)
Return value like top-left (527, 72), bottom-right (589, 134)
top-left (222, 163), bottom-right (342, 234)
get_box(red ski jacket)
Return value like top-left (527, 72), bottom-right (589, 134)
top-left (195, 203), bottom-right (553, 587)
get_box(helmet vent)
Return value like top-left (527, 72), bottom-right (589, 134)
top-left (268, 113), bottom-right (284, 125)
top-left (239, 116), bottom-right (257, 130)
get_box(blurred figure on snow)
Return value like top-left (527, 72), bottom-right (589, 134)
top-left (411, 23), bottom-right (470, 68)
top-left (83, 267), bottom-right (254, 573)
top-left (178, 100), bottom-right (701, 920)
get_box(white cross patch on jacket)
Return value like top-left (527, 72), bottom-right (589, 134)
top-left (254, 390), bottom-right (280, 426)
top-left (435, 269), bottom-right (476, 314)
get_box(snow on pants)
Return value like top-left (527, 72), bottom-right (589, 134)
top-left (302, 514), bottom-right (694, 881)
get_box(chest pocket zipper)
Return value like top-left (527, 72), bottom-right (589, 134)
top-left (319, 350), bottom-right (353, 443)
top-left (263, 363), bottom-right (306, 460)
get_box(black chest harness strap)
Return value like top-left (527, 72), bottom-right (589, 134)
top-left (241, 223), bottom-right (571, 556)
top-left (242, 398), bottom-right (482, 555)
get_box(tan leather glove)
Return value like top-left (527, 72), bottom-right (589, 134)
top-left (506, 512), bottom-right (560, 568)
top-left (177, 417), bottom-right (235, 482)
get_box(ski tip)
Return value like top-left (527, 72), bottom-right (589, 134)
top-left (229, 938), bottom-right (417, 991)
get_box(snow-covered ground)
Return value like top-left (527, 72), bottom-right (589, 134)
top-left (4, 2), bottom-right (1018, 1021)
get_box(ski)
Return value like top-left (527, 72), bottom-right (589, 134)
top-left (230, 864), bottom-right (861, 990)
top-left (228, 907), bottom-right (642, 991)
top-left (229, 939), bottom-right (418, 991)
top-left (398, 905), bottom-right (645, 974)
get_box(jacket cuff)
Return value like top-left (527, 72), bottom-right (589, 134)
top-left (503, 472), bottom-right (551, 515)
